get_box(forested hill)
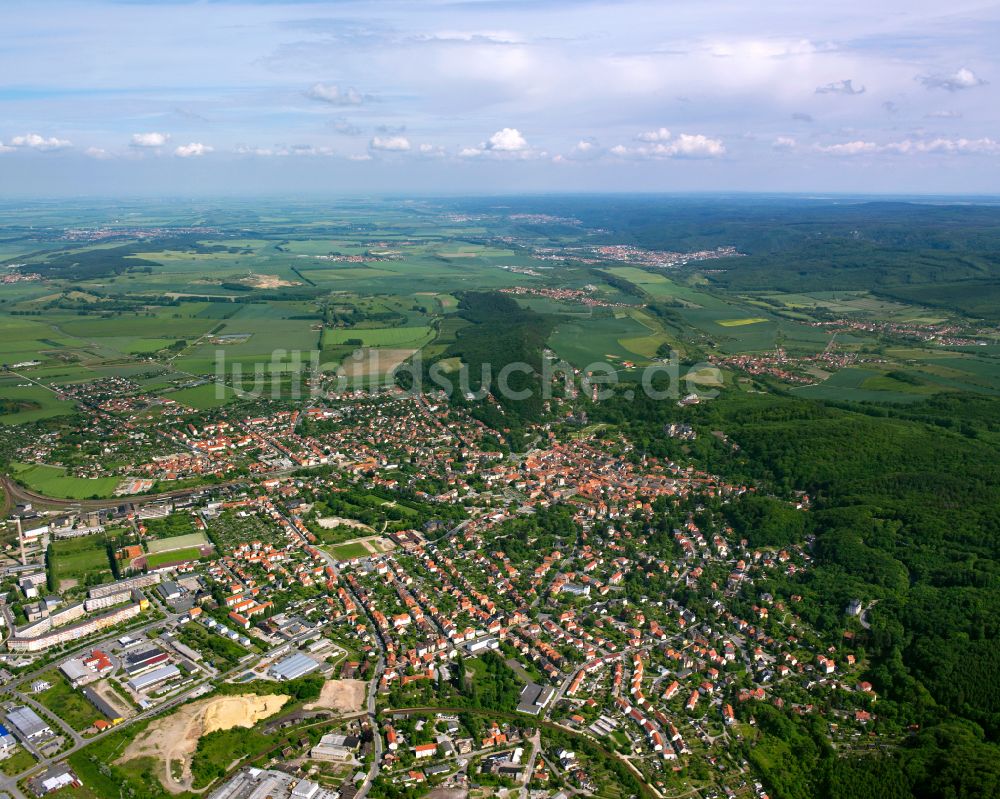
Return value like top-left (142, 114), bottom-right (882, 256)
top-left (589, 387), bottom-right (1000, 798)
top-left (441, 291), bottom-right (557, 434)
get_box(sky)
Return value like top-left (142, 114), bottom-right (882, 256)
top-left (1, 0), bottom-right (999, 195)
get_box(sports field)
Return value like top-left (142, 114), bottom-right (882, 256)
top-left (327, 542), bottom-right (372, 561)
top-left (146, 532), bottom-right (210, 554)
top-left (145, 547), bottom-right (204, 568)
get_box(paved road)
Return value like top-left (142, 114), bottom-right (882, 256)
top-left (519, 728), bottom-right (542, 799)
top-left (356, 655), bottom-right (385, 799)
top-left (298, 510), bottom-right (387, 799)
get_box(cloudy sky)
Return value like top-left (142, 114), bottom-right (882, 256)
top-left (1, 0), bottom-right (999, 195)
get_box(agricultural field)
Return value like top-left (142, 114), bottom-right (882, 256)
top-left (717, 317), bottom-right (768, 327)
top-left (550, 312), bottom-right (657, 368)
top-left (163, 382), bottom-right (235, 409)
top-left (792, 368), bottom-right (933, 403)
top-left (0, 380), bottom-right (76, 424)
top-left (1, 196), bottom-right (999, 419)
top-left (322, 324), bottom-right (433, 348)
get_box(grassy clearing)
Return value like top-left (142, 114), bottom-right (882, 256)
top-left (12, 462), bottom-right (119, 499)
top-left (35, 671), bottom-right (106, 731)
top-left (0, 746), bottom-right (36, 776)
top-left (717, 317), bottom-right (769, 327)
top-left (175, 623), bottom-right (247, 670)
top-left (142, 513), bottom-right (197, 539)
top-left (49, 535), bottom-right (112, 587)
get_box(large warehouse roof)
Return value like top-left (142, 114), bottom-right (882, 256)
top-left (268, 652), bottom-right (320, 681)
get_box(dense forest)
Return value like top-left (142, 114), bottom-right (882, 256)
top-left (588, 385), bottom-right (1000, 798)
top-left (438, 291), bottom-right (558, 434)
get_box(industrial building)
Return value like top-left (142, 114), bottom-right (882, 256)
top-left (516, 682), bottom-right (555, 715)
top-left (124, 647), bottom-right (171, 675)
top-left (127, 664), bottom-right (181, 693)
top-left (268, 652), bottom-right (320, 681)
top-left (82, 687), bottom-right (124, 723)
top-left (5, 706), bottom-right (51, 741)
top-left (206, 767), bottom-right (336, 799)
top-left (309, 733), bottom-right (359, 762)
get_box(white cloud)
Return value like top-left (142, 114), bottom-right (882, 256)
top-left (0, 140), bottom-right (13, 154)
top-left (9, 133), bottom-right (72, 150)
top-left (236, 144), bottom-right (288, 157)
top-left (814, 137), bottom-right (1000, 156)
top-left (708, 38), bottom-right (825, 59)
top-left (636, 127), bottom-right (671, 143)
top-left (925, 110), bottom-right (962, 119)
top-left (813, 140), bottom-right (879, 155)
top-left (815, 79), bottom-right (865, 95)
top-left (291, 144), bottom-right (335, 156)
top-left (919, 68), bottom-right (987, 91)
top-left (307, 83), bottom-right (364, 105)
top-left (773, 136), bottom-right (797, 151)
top-left (130, 132), bottom-right (170, 148)
top-left (236, 144), bottom-right (334, 157)
top-left (614, 130), bottom-right (725, 159)
top-left (84, 147), bottom-right (112, 159)
top-left (670, 133), bottom-right (726, 157)
top-left (487, 127), bottom-right (528, 151)
top-left (369, 135), bottom-right (410, 151)
top-left (460, 127), bottom-right (533, 158)
top-left (174, 142), bottom-right (212, 157)
top-left (886, 138), bottom-right (1000, 155)
top-left (349, 154), bottom-right (373, 161)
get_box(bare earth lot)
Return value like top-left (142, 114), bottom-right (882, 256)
top-left (118, 693), bottom-right (288, 793)
top-left (304, 679), bottom-right (367, 714)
